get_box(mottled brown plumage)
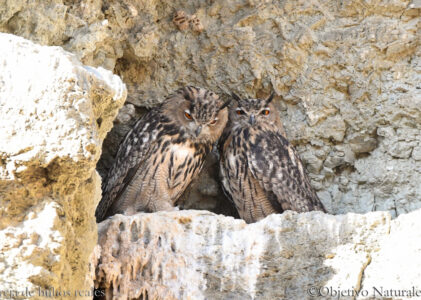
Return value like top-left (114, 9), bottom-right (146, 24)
top-left (219, 93), bottom-right (325, 223)
top-left (96, 86), bottom-right (229, 222)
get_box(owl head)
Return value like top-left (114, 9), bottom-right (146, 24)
top-left (163, 86), bottom-right (230, 143)
top-left (229, 92), bottom-right (280, 129)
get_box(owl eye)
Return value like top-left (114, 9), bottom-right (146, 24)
top-left (209, 118), bottom-right (218, 125)
top-left (261, 109), bottom-right (270, 115)
top-left (236, 109), bottom-right (245, 115)
top-left (184, 111), bottom-right (193, 120)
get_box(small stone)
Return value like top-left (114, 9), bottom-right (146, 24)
top-left (387, 141), bottom-right (414, 159)
top-left (300, 151), bottom-right (323, 173)
top-left (173, 10), bottom-right (190, 31)
top-left (349, 135), bottom-right (378, 154)
top-left (412, 145), bottom-right (421, 160)
top-left (189, 14), bottom-right (204, 33)
top-left (116, 103), bottom-right (136, 124)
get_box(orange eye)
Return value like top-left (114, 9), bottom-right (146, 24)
top-left (236, 109), bottom-right (245, 115)
top-left (262, 109), bottom-right (270, 115)
top-left (209, 119), bottom-right (218, 125)
top-left (184, 111), bottom-right (193, 120)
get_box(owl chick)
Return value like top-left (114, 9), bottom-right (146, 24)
top-left (95, 86), bottom-right (229, 222)
top-left (219, 93), bottom-right (325, 223)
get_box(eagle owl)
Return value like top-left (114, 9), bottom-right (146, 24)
top-left (219, 93), bottom-right (325, 223)
top-left (95, 86), bottom-right (229, 222)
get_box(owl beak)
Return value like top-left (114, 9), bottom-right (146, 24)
top-left (195, 125), bottom-right (202, 137)
top-left (249, 114), bottom-right (256, 125)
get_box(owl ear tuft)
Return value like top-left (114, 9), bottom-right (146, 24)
top-left (265, 92), bottom-right (275, 104)
top-left (219, 99), bottom-right (231, 110)
top-left (231, 93), bottom-right (242, 102)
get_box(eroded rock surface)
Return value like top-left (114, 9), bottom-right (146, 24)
top-left (0, 33), bottom-right (126, 298)
top-left (94, 209), bottom-right (413, 299)
top-left (1, 1), bottom-right (420, 298)
top-left (360, 209), bottom-right (421, 299)
top-left (1, 0), bottom-right (419, 217)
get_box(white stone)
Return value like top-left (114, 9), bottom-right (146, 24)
top-left (95, 210), bottom-right (392, 299)
top-left (359, 209), bottom-right (421, 299)
top-left (0, 33), bottom-right (126, 296)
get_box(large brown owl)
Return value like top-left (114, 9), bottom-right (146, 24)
top-left (219, 93), bottom-right (325, 223)
top-left (95, 86), bottom-right (229, 222)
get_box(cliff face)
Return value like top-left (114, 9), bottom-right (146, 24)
top-left (1, 0), bottom-right (419, 216)
top-left (0, 0), bottom-right (420, 299)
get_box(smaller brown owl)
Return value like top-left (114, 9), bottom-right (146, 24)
top-left (219, 93), bottom-right (326, 223)
top-left (96, 86), bottom-right (230, 222)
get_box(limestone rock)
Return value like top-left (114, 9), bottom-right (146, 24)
top-left (348, 134), bottom-right (378, 154)
top-left (0, 33), bottom-right (126, 298)
top-left (359, 209), bottom-right (421, 299)
top-left (412, 145), bottom-right (421, 161)
top-left (1, 0), bottom-right (419, 217)
top-left (0, 1), bottom-right (420, 297)
top-left (95, 210), bottom-right (394, 299)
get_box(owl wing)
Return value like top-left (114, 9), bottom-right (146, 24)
top-left (218, 124), bottom-right (237, 205)
top-left (95, 109), bottom-right (161, 222)
top-left (247, 131), bottom-right (326, 213)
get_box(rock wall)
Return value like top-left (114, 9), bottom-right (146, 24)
top-left (1, 0), bottom-right (419, 217)
top-left (95, 209), bottom-right (421, 299)
top-left (0, 1), bottom-right (420, 299)
top-left (0, 33), bottom-right (126, 299)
